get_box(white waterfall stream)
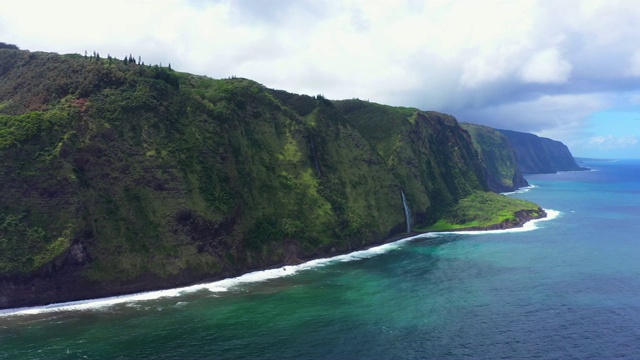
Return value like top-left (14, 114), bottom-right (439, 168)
top-left (401, 190), bottom-right (412, 233)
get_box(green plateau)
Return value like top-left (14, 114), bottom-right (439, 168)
top-left (421, 191), bottom-right (542, 231)
top-left (0, 48), bottom-right (547, 308)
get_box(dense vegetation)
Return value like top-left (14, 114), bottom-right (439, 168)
top-left (0, 48), bottom-right (543, 308)
top-left (461, 123), bottom-right (528, 192)
top-left (422, 191), bottom-right (542, 231)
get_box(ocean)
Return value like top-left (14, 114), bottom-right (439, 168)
top-left (2, 158), bottom-right (640, 359)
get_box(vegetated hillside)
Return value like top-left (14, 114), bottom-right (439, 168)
top-left (422, 191), bottom-right (544, 231)
top-left (0, 48), bottom-right (542, 308)
top-left (331, 100), bottom-right (490, 225)
top-left (461, 123), bottom-right (528, 192)
top-left (498, 129), bottom-right (588, 174)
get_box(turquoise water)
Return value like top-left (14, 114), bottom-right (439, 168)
top-left (2, 159), bottom-right (640, 359)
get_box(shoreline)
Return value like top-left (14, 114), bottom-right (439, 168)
top-left (0, 208), bottom-right (557, 317)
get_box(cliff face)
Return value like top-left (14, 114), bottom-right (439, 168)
top-left (461, 123), bottom-right (528, 192)
top-left (0, 49), bottom-right (503, 308)
top-left (498, 129), bottom-right (588, 174)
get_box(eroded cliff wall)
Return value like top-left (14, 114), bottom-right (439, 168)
top-left (0, 49), bottom-right (492, 308)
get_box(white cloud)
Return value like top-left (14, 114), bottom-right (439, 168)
top-left (627, 51), bottom-right (640, 76)
top-left (520, 48), bottom-right (573, 84)
top-left (588, 135), bottom-right (639, 148)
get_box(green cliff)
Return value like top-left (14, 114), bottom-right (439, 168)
top-left (461, 123), bottom-right (529, 192)
top-left (498, 129), bottom-right (588, 174)
top-left (0, 48), bottom-right (543, 308)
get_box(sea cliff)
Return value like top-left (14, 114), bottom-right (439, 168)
top-left (461, 123), bottom-right (529, 192)
top-left (498, 129), bottom-right (588, 174)
top-left (0, 48), bottom-right (547, 308)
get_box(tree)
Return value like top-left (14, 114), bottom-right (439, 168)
top-left (0, 42), bottom-right (19, 50)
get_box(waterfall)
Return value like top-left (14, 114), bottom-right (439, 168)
top-left (309, 137), bottom-right (321, 176)
top-left (401, 190), bottom-right (412, 233)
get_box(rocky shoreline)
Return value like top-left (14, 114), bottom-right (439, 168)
top-left (0, 208), bottom-right (547, 311)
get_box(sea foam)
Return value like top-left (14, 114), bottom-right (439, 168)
top-left (0, 209), bottom-right (558, 317)
top-left (501, 184), bottom-right (538, 196)
top-left (445, 209), bottom-right (559, 235)
top-left (0, 234), bottom-right (434, 317)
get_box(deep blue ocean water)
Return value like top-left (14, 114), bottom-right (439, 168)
top-left (2, 158), bottom-right (640, 359)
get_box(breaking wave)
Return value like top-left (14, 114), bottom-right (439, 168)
top-left (0, 209), bottom-right (559, 317)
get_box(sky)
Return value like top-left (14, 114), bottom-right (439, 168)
top-left (3, 0), bottom-right (640, 159)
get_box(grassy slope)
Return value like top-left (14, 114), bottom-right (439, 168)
top-left (421, 191), bottom-right (542, 231)
top-left (0, 49), bottom-right (544, 304)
